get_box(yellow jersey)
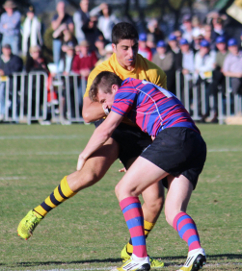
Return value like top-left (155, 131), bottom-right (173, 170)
top-left (84, 53), bottom-right (167, 98)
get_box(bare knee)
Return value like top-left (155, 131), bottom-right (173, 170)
top-left (67, 169), bottom-right (101, 192)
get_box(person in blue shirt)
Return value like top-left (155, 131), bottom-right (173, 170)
top-left (0, 0), bottom-right (21, 55)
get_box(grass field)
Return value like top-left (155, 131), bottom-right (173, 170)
top-left (0, 123), bottom-right (242, 271)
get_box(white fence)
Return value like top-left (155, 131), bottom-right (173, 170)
top-left (175, 71), bottom-right (242, 124)
top-left (1, 71), bottom-right (242, 125)
top-left (1, 72), bottom-right (86, 125)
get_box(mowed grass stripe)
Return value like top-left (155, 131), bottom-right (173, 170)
top-left (1, 148), bottom-right (242, 157)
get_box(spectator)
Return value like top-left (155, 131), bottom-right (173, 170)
top-left (180, 38), bottom-right (194, 80)
top-left (181, 14), bottom-right (193, 44)
top-left (26, 45), bottom-right (48, 74)
top-left (0, 43), bottom-right (23, 121)
top-left (146, 33), bottom-right (156, 55)
top-left (51, 1), bottom-right (74, 67)
top-left (138, 33), bottom-right (152, 61)
top-left (211, 17), bottom-right (228, 43)
top-left (152, 40), bottom-right (175, 94)
top-left (73, 0), bottom-right (90, 43)
top-left (95, 43), bottom-right (113, 66)
top-left (72, 40), bottom-right (97, 79)
top-left (82, 15), bottom-right (104, 52)
top-left (191, 34), bottom-right (203, 54)
top-left (94, 35), bottom-right (106, 59)
top-left (25, 45), bottom-right (49, 118)
top-left (179, 38), bottom-right (194, 105)
top-left (191, 16), bottom-right (203, 38)
top-left (72, 40), bottom-right (97, 111)
top-left (209, 36), bottom-right (228, 122)
top-left (201, 24), bottom-right (215, 49)
top-left (58, 43), bottom-right (75, 75)
top-left (60, 28), bottom-right (78, 59)
top-left (168, 33), bottom-right (182, 71)
top-left (0, 0), bottom-right (21, 55)
top-left (173, 30), bottom-right (183, 43)
top-left (22, 5), bottom-right (43, 58)
top-left (223, 38), bottom-right (242, 95)
top-left (168, 33), bottom-right (180, 54)
top-left (93, 3), bottom-right (119, 43)
top-left (194, 39), bottom-right (216, 119)
top-left (57, 43), bottom-right (76, 122)
top-left (147, 18), bottom-right (164, 43)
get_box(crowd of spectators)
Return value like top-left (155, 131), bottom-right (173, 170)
top-left (0, 0), bottom-right (242, 123)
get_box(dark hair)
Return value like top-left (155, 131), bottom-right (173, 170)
top-left (112, 22), bottom-right (138, 45)
top-left (89, 71), bottom-right (123, 101)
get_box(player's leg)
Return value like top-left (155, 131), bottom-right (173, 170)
top-left (119, 154), bottom-right (164, 268)
top-left (165, 175), bottom-right (206, 271)
top-left (121, 177), bottom-right (165, 268)
top-left (113, 156), bottom-right (168, 271)
top-left (17, 137), bottom-right (119, 240)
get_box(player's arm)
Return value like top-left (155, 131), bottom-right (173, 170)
top-left (82, 96), bottom-right (106, 123)
top-left (77, 111), bottom-right (124, 170)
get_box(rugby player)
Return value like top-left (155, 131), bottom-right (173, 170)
top-left (77, 71), bottom-right (207, 271)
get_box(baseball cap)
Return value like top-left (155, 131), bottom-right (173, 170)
top-left (200, 39), bottom-right (210, 47)
top-left (227, 38), bottom-right (238, 47)
top-left (157, 40), bottom-right (166, 48)
top-left (168, 34), bottom-right (177, 41)
top-left (139, 33), bottom-right (147, 42)
top-left (179, 38), bottom-right (189, 45)
top-left (216, 36), bottom-right (226, 44)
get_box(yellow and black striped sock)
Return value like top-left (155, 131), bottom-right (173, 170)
top-left (126, 220), bottom-right (155, 255)
top-left (34, 176), bottom-right (76, 217)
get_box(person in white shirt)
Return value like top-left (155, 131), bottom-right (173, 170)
top-left (194, 39), bottom-right (216, 120)
top-left (22, 5), bottom-right (43, 57)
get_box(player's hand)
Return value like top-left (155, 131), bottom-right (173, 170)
top-left (77, 154), bottom-right (86, 171)
top-left (118, 160), bottom-right (126, 172)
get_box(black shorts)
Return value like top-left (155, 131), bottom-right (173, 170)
top-left (95, 119), bottom-right (152, 168)
top-left (141, 127), bottom-right (207, 189)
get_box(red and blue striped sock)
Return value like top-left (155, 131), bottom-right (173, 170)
top-left (120, 196), bottom-right (147, 258)
top-left (173, 212), bottom-right (201, 251)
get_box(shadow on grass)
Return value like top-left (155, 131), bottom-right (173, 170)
top-left (3, 254), bottom-right (242, 268)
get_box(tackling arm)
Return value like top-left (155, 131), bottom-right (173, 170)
top-left (77, 111), bottom-right (124, 170)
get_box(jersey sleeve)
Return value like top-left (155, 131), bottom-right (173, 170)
top-left (147, 65), bottom-right (167, 89)
top-left (111, 87), bottom-right (136, 117)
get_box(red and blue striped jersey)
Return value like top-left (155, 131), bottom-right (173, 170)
top-left (111, 78), bottom-right (199, 136)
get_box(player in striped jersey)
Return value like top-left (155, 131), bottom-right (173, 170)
top-left (77, 71), bottom-right (207, 271)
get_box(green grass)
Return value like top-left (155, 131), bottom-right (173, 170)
top-left (0, 123), bottom-right (242, 270)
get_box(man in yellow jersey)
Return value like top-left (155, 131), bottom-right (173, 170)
top-left (17, 22), bottom-right (167, 268)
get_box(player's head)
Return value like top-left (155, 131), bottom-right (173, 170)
top-left (89, 71), bottom-right (122, 108)
top-left (111, 22), bottom-right (139, 70)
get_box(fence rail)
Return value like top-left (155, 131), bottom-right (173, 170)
top-left (0, 71), bottom-right (241, 125)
